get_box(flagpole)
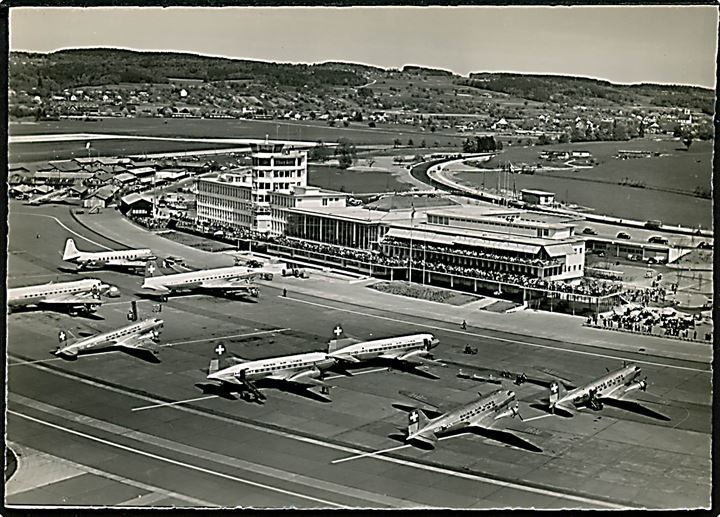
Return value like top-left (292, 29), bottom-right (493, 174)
top-left (408, 205), bottom-right (414, 282)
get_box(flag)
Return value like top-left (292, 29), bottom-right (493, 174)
top-left (411, 201), bottom-right (416, 220)
top-left (85, 141), bottom-right (91, 150)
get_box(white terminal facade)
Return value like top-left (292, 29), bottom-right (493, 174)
top-left (196, 142), bottom-right (585, 283)
top-left (196, 143), bottom-right (347, 235)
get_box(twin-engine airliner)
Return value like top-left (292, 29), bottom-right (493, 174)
top-left (56, 318), bottom-right (164, 359)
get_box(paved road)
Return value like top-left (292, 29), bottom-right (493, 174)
top-left (5, 203), bottom-right (712, 509)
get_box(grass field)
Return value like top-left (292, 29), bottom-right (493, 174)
top-left (9, 139), bottom-right (243, 164)
top-left (454, 138), bottom-right (713, 228)
top-left (369, 281), bottom-right (480, 305)
top-left (9, 117), bottom-right (468, 147)
top-left (308, 165), bottom-right (413, 194)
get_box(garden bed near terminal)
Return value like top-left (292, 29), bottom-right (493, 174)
top-left (156, 229), bottom-right (236, 253)
top-left (369, 281), bottom-right (480, 306)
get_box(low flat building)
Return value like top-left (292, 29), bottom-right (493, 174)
top-left (521, 189), bottom-right (555, 206)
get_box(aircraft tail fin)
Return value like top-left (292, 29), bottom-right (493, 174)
top-left (408, 408), bottom-right (430, 435)
top-left (63, 238), bottom-right (81, 261)
top-left (144, 259), bottom-right (165, 278)
top-left (549, 381), bottom-right (567, 406)
top-left (327, 324), bottom-right (350, 353)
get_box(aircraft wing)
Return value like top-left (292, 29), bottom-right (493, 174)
top-left (41, 293), bottom-right (102, 306)
top-left (397, 390), bottom-right (448, 415)
top-left (117, 334), bottom-right (159, 354)
top-left (106, 259), bottom-right (148, 268)
top-left (276, 368), bottom-right (328, 387)
top-left (410, 430), bottom-right (439, 448)
top-left (596, 397), bottom-right (670, 421)
top-left (199, 279), bottom-right (256, 291)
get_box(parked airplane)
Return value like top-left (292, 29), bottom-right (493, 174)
top-left (141, 259), bottom-right (265, 301)
top-left (397, 389), bottom-right (541, 451)
top-left (8, 278), bottom-right (117, 315)
top-left (538, 363), bottom-right (668, 420)
top-left (55, 318), bottom-right (164, 359)
top-left (206, 345), bottom-right (336, 401)
top-left (63, 238), bottom-right (154, 272)
top-left (327, 324), bottom-right (442, 377)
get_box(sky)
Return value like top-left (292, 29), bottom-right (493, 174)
top-left (9, 6), bottom-right (719, 88)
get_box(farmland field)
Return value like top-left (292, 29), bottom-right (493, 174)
top-left (9, 117), bottom-right (467, 146)
top-left (308, 165), bottom-right (413, 194)
top-left (9, 138), bottom-right (242, 163)
top-left (452, 138), bottom-right (713, 228)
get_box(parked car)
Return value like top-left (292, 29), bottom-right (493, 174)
top-left (648, 236), bottom-right (669, 245)
top-left (645, 220), bottom-right (663, 230)
top-left (582, 227), bottom-right (598, 235)
top-left (616, 232), bottom-right (631, 240)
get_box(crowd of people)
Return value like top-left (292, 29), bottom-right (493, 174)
top-left (414, 259), bottom-right (622, 296)
top-left (595, 305), bottom-right (705, 340)
top-left (382, 238), bottom-right (558, 267)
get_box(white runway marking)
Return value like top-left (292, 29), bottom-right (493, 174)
top-left (15, 358), bottom-right (629, 509)
top-left (13, 212), bottom-right (112, 251)
top-left (520, 414), bottom-right (553, 423)
top-left (325, 367), bottom-right (388, 380)
top-left (9, 357), bottom-right (64, 366)
top-left (161, 328), bottom-right (291, 348)
top-left (9, 410), bottom-right (346, 508)
top-left (333, 436), bottom-right (454, 464)
top-left (285, 297), bottom-right (709, 373)
top-left (132, 395), bottom-right (219, 412)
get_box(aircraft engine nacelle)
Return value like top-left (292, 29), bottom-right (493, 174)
top-left (250, 287), bottom-right (259, 298)
top-left (626, 378), bottom-right (648, 393)
top-left (151, 329), bottom-right (160, 341)
top-left (107, 286), bottom-right (121, 298)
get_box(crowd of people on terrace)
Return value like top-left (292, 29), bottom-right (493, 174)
top-left (382, 237), bottom-right (558, 267)
top-left (413, 259), bottom-right (622, 296)
top-left (188, 222), bottom-right (620, 297)
top-left (596, 305), bottom-right (706, 340)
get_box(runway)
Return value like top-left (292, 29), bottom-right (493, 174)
top-left (5, 203), bottom-right (712, 509)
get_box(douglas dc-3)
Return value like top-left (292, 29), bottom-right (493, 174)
top-left (395, 389), bottom-right (541, 452)
top-left (55, 318), bottom-right (164, 359)
top-left (62, 238), bottom-right (154, 272)
top-left (534, 363), bottom-right (669, 420)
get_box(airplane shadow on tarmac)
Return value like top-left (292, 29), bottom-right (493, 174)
top-left (334, 358), bottom-right (441, 380)
top-left (53, 347), bottom-right (161, 363)
top-left (529, 400), bottom-right (671, 421)
top-left (10, 306), bottom-right (105, 321)
top-left (134, 291), bottom-right (260, 303)
top-left (194, 379), bottom-right (332, 404)
top-left (386, 426), bottom-right (543, 453)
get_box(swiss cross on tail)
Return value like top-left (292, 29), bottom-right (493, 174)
top-left (215, 344), bottom-right (226, 355)
top-left (333, 325), bottom-right (343, 338)
top-left (550, 383), bottom-right (559, 394)
top-left (409, 411), bottom-right (419, 423)
top-left (58, 331), bottom-right (67, 343)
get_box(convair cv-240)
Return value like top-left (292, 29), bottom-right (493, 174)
top-left (55, 318), bottom-right (164, 359)
top-left (142, 259), bottom-right (266, 300)
top-left (207, 347), bottom-right (335, 401)
top-left (8, 278), bottom-right (118, 315)
top-left (63, 238), bottom-right (154, 272)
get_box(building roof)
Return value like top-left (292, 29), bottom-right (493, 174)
top-left (521, 189), bottom-right (555, 197)
top-left (115, 172), bottom-right (137, 183)
top-left (126, 167), bottom-right (156, 176)
top-left (366, 194), bottom-right (458, 212)
top-left (49, 160), bottom-right (83, 173)
top-left (121, 192), bottom-right (153, 205)
top-left (289, 205), bottom-right (416, 224)
top-left (89, 185), bottom-right (119, 200)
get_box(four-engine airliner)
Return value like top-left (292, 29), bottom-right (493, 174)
top-left (62, 238), bottom-right (154, 272)
top-left (8, 278), bottom-right (117, 315)
top-left (141, 259), bottom-right (266, 300)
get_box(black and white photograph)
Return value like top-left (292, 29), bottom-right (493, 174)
top-left (4, 4), bottom-right (715, 511)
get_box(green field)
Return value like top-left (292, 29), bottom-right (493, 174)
top-left (9, 138), bottom-right (243, 164)
top-left (9, 117), bottom-right (468, 147)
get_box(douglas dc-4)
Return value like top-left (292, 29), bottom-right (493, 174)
top-left (205, 344), bottom-right (336, 402)
top-left (395, 389), bottom-right (541, 452)
top-left (63, 238), bottom-right (154, 272)
top-left (8, 278), bottom-right (117, 315)
top-left (55, 318), bottom-right (164, 359)
top-left (327, 325), bottom-right (443, 378)
top-left (141, 259), bottom-right (267, 300)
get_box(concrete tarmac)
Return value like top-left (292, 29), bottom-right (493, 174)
top-left (5, 202), bottom-right (712, 509)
